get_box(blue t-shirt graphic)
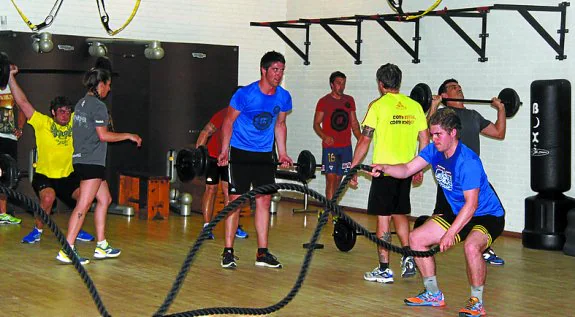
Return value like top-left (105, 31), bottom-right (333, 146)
top-left (230, 81), bottom-right (292, 152)
top-left (419, 142), bottom-right (504, 217)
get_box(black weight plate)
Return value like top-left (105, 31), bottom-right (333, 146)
top-left (296, 150), bottom-right (316, 180)
top-left (175, 148), bottom-right (196, 182)
top-left (410, 83), bottom-right (432, 113)
top-left (333, 219), bottom-right (356, 252)
top-left (498, 88), bottom-right (521, 118)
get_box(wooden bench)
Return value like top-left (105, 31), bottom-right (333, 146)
top-left (118, 171), bottom-right (170, 220)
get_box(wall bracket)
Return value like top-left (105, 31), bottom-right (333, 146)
top-left (250, 2), bottom-right (570, 65)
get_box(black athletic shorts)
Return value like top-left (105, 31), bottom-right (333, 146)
top-left (73, 163), bottom-right (106, 180)
top-left (367, 175), bottom-right (413, 216)
top-left (32, 172), bottom-right (80, 208)
top-left (205, 156), bottom-right (229, 185)
top-left (431, 213), bottom-right (505, 247)
top-left (228, 147), bottom-right (275, 195)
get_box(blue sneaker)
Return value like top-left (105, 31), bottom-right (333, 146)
top-left (483, 248), bottom-right (504, 265)
top-left (405, 290), bottom-right (445, 307)
top-left (235, 225), bottom-right (248, 239)
top-left (76, 229), bottom-right (95, 242)
top-left (22, 227), bottom-right (42, 244)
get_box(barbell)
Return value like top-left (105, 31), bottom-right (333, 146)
top-left (410, 82), bottom-right (522, 118)
top-left (0, 154), bottom-right (29, 189)
top-left (175, 146), bottom-right (320, 182)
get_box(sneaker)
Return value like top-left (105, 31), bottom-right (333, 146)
top-left (76, 229), bottom-right (95, 242)
top-left (401, 255), bottom-right (417, 278)
top-left (22, 227), bottom-right (42, 244)
top-left (221, 250), bottom-right (237, 269)
top-left (94, 242), bottom-right (121, 259)
top-left (235, 225), bottom-right (248, 239)
top-left (255, 250), bottom-right (282, 268)
top-left (458, 297), bottom-right (486, 316)
top-left (404, 290), bottom-right (445, 307)
top-left (482, 248), bottom-right (505, 265)
top-left (0, 213), bottom-right (21, 224)
top-left (363, 267), bottom-right (394, 284)
top-left (56, 247), bottom-right (90, 265)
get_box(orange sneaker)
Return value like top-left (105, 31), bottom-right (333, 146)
top-left (458, 297), bottom-right (486, 316)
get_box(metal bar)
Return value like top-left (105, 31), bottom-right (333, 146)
top-left (413, 19), bottom-right (421, 63)
top-left (517, 9), bottom-right (561, 53)
top-left (319, 21), bottom-right (361, 64)
top-left (440, 15), bottom-right (483, 58)
top-left (270, 26), bottom-right (310, 65)
top-left (355, 19), bottom-right (362, 65)
top-left (492, 4), bottom-right (563, 12)
top-left (479, 12), bottom-right (489, 62)
top-left (443, 97), bottom-right (492, 104)
top-left (375, 19), bottom-right (416, 60)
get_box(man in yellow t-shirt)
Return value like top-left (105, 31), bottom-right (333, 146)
top-left (8, 67), bottom-right (94, 244)
top-left (350, 63), bottom-right (429, 284)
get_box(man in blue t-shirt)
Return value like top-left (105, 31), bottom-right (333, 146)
top-left (368, 108), bottom-right (505, 317)
top-left (218, 51), bottom-right (293, 269)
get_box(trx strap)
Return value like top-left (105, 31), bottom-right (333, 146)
top-left (11, 0), bottom-right (63, 32)
top-left (96, 0), bottom-right (141, 36)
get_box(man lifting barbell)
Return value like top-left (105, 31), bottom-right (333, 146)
top-left (416, 78), bottom-right (508, 266)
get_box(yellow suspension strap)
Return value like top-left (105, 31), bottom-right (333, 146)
top-left (10, 0), bottom-right (64, 32)
top-left (96, 0), bottom-right (141, 36)
top-left (387, 0), bottom-right (443, 21)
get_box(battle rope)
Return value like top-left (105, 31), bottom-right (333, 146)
top-left (1, 163), bottom-right (438, 316)
top-left (0, 185), bottom-right (111, 317)
top-left (154, 164), bottom-right (439, 316)
top-left (10, 0), bottom-right (64, 32)
top-left (96, 0), bottom-right (141, 36)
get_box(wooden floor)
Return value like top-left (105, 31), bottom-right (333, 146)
top-left (1, 200), bottom-right (574, 317)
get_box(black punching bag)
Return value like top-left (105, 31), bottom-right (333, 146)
top-left (530, 79), bottom-right (571, 193)
top-left (523, 79), bottom-right (575, 250)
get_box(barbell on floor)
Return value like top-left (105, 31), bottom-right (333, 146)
top-left (0, 154), bottom-right (29, 189)
top-left (410, 82), bottom-right (522, 118)
top-left (175, 146), bottom-right (320, 182)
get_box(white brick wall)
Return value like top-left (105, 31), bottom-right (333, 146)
top-left (1, 0), bottom-right (573, 233)
top-left (284, 0), bottom-right (575, 233)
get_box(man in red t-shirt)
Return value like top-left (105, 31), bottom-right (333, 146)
top-left (313, 71), bottom-right (361, 202)
top-left (196, 93), bottom-right (248, 239)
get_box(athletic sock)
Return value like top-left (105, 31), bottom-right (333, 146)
top-left (471, 285), bottom-right (484, 302)
top-left (379, 262), bottom-right (389, 271)
top-left (97, 240), bottom-right (108, 248)
top-left (424, 276), bottom-right (440, 294)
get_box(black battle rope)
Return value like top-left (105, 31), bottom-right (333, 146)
top-left (0, 185), bottom-right (111, 317)
top-left (155, 164), bottom-right (438, 317)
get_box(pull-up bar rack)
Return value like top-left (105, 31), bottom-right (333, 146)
top-left (250, 2), bottom-right (570, 65)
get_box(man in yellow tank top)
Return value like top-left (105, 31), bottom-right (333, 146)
top-left (8, 65), bottom-right (94, 244)
top-left (351, 63), bottom-right (429, 284)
